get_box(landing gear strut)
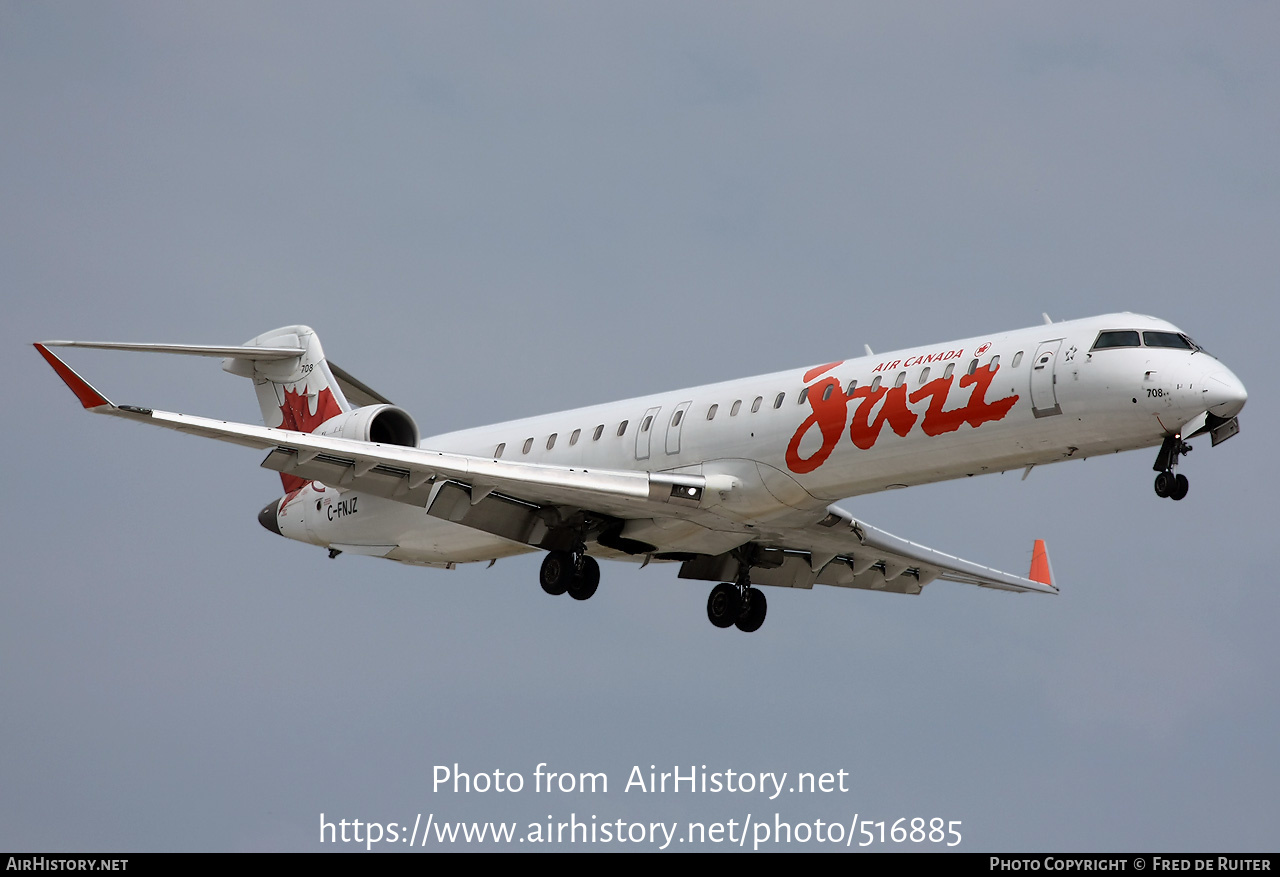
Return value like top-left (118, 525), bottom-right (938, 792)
top-left (1152, 435), bottom-right (1191, 501)
top-left (539, 549), bottom-right (600, 600)
top-left (706, 568), bottom-right (767, 633)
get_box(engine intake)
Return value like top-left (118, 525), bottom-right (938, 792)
top-left (314, 404), bottom-right (420, 447)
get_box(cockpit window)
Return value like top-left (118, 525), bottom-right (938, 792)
top-left (1092, 330), bottom-right (1141, 350)
top-left (1143, 331), bottom-right (1194, 350)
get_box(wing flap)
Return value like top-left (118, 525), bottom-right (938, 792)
top-left (149, 407), bottom-right (715, 517)
top-left (800, 505), bottom-right (1058, 595)
top-left (678, 504), bottom-right (1057, 595)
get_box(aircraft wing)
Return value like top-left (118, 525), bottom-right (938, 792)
top-left (35, 344), bottom-right (722, 526)
top-left (691, 505), bottom-right (1058, 595)
top-left (37, 343), bottom-right (1057, 595)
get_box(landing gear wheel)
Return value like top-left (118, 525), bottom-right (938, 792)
top-left (568, 556), bottom-right (600, 601)
top-left (706, 582), bottom-right (741, 629)
top-left (735, 587), bottom-right (767, 633)
top-left (539, 551), bottom-right (574, 596)
top-left (1153, 436), bottom-right (1194, 501)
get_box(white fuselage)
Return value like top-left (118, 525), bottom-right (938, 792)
top-left (277, 313), bottom-right (1246, 565)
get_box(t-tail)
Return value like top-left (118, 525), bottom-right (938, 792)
top-left (223, 326), bottom-right (351, 492)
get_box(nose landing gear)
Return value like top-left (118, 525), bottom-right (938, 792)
top-left (1152, 435), bottom-right (1191, 501)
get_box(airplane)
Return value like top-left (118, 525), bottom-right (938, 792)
top-left (34, 312), bottom-right (1246, 632)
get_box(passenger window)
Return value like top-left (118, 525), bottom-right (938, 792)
top-left (642, 416), bottom-right (652, 432)
top-left (546, 434), bottom-right (557, 450)
top-left (495, 442), bottom-right (505, 458)
top-left (1012, 351), bottom-right (1023, 368)
top-left (731, 400), bottom-right (742, 416)
top-left (966, 359), bottom-right (977, 376)
top-left (1092, 330), bottom-right (1141, 350)
top-left (522, 438), bottom-right (533, 454)
top-left (1143, 331), bottom-right (1194, 349)
top-left (990, 355), bottom-right (1000, 369)
top-left (822, 384), bottom-right (834, 401)
top-left (569, 429), bottom-right (580, 446)
top-left (847, 379), bottom-right (858, 394)
top-left (870, 376), bottom-right (881, 391)
top-left (593, 425), bottom-right (604, 441)
top-left (894, 371), bottom-right (906, 388)
top-left (773, 393), bottom-right (784, 409)
top-left (617, 421), bottom-right (628, 437)
top-left (706, 404), bottom-right (718, 420)
top-left (751, 396), bottom-right (762, 413)
top-left (919, 367), bottom-right (930, 384)
top-left (798, 387), bottom-right (809, 404)
top-left (672, 409), bottom-right (684, 427)
top-left (943, 363), bottom-right (954, 379)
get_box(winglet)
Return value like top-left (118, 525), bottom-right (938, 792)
top-left (1028, 538), bottom-right (1053, 586)
top-left (34, 343), bottom-right (113, 409)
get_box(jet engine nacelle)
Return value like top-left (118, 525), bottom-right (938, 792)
top-left (313, 404), bottom-right (420, 448)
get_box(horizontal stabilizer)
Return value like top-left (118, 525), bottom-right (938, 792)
top-left (40, 340), bottom-right (304, 360)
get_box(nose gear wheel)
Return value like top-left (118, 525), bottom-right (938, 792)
top-left (1153, 435), bottom-right (1192, 501)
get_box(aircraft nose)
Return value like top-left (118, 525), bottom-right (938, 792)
top-left (1202, 367), bottom-right (1247, 418)
top-left (257, 498), bottom-right (282, 536)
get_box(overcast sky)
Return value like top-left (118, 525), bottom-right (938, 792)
top-left (3, 2), bottom-right (1277, 852)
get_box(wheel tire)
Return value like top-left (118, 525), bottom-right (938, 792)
top-left (735, 587), bottom-right (768, 633)
top-left (1154, 471), bottom-right (1173, 498)
top-left (568, 556), bottom-right (600, 601)
top-left (1171, 473), bottom-right (1189, 501)
top-left (539, 551), bottom-right (573, 596)
top-left (706, 583), bottom-right (740, 629)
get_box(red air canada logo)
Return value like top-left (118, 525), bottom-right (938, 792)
top-left (278, 384), bottom-right (342, 493)
top-left (785, 353), bottom-right (1019, 474)
top-left (278, 384), bottom-right (342, 433)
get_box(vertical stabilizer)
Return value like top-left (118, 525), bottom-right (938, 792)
top-left (223, 326), bottom-right (351, 491)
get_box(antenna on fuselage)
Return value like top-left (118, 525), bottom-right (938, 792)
top-left (1042, 313), bottom-right (1053, 325)
top-left (864, 344), bottom-right (874, 356)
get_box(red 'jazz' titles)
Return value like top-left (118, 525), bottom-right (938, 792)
top-left (786, 358), bottom-right (1018, 474)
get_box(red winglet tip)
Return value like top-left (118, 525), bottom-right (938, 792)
top-left (1029, 538), bottom-right (1052, 586)
top-left (34, 343), bottom-right (111, 409)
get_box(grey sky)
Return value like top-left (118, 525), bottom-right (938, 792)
top-left (3, 3), bottom-right (1276, 851)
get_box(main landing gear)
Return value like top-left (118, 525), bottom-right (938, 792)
top-left (706, 572), bottom-right (768, 633)
top-left (539, 549), bottom-right (600, 601)
top-left (1152, 435), bottom-right (1191, 501)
